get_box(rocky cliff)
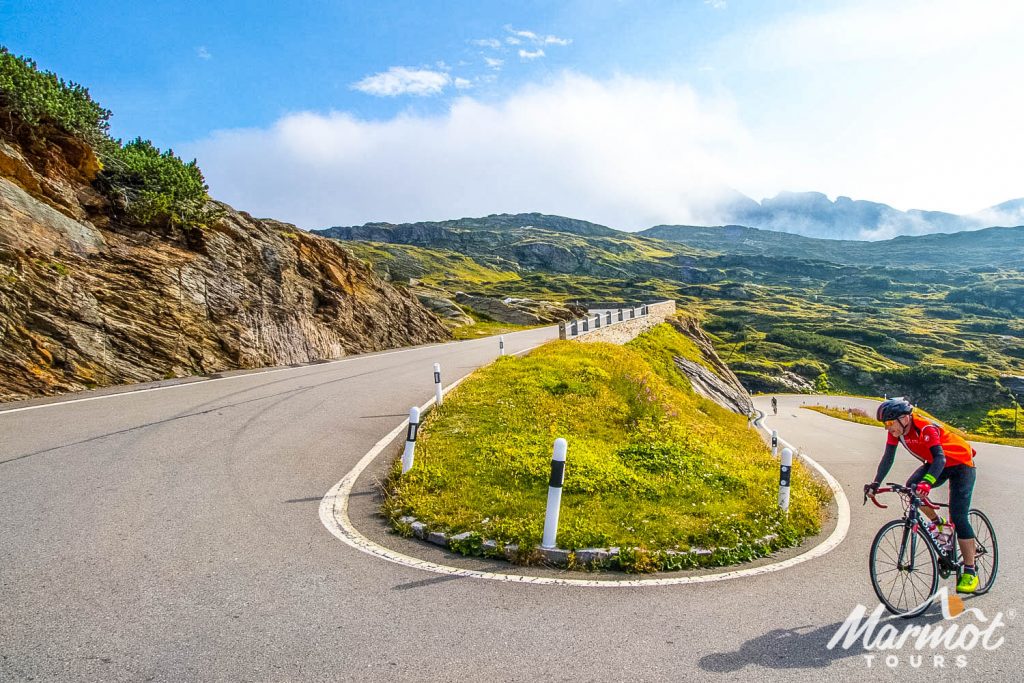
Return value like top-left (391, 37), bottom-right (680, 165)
top-left (0, 123), bottom-right (449, 401)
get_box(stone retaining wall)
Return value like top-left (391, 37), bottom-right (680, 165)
top-left (578, 300), bottom-right (677, 345)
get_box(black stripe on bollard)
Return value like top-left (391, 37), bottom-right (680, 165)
top-left (549, 459), bottom-right (565, 488)
top-left (433, 371), bottom-right (441, 384)
top-left (779, 464), bottom-right (791, 487)
top-left (407, 421), bottom-right (419, 441)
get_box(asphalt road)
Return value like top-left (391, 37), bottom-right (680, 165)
top-left (2, 337), bottom-right (1021, 682)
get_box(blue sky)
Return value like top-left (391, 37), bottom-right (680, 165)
top-left (3, 1), bottom-right (1022, 233)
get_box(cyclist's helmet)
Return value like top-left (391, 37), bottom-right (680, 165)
top-left (877, 397), bottom-right (913, 422)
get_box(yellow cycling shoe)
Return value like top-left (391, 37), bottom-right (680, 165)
top-left (956, 569), bottom-right (979, 594)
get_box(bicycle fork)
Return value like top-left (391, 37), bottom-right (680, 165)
top-left (897, 522), bottom-right (919, 571)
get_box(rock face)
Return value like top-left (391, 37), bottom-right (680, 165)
top-left (0, 125), bottom-right (449, 401)
top-left (666, 317), bottom-right (754, 415)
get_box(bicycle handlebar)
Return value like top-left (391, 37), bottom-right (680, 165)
top-left (863, 483), bottom-right (942, 510)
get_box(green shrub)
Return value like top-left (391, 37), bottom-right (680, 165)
top-left (0, 47), bottom-right (110, 145)
top-left (0, 49), bottom-right (217, 233)
top-left (100, 138), bottom-right (218, 229)
top-left (766, 329), bottom-right (845, 359)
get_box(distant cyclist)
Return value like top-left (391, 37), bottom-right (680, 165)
top-left (771, 397), bottom-right (778, 415)
top-left (864, 398), bottom-right (980, 593)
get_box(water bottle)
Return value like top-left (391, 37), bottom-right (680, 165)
top-left (937, 522), bottom-right (955, 553)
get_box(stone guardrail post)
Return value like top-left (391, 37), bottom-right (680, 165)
top-left (541, 438), bottom-right (568, 548)
top-left (558, 323), bottom-right (567, 340)
top-left (618, 309), bottom-right (623, 322)
top-left (779, 447), bottom-right (793, 511)
top-left (595, 314), bottom-right (601, 328)
top-left (582, 318), bottom-right (589, 332)
top-left (401, 407), bottom-right (420, 473)
top-left (606, 311), bottom-right (612, 325)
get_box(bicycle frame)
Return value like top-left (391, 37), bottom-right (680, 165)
top-left (869, 483), bottom-right (959, 574)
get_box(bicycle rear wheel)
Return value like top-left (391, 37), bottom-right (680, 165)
top-left (959, 509), bottom-right (998, 595)
top-left (870, 520), bottom-right (939, 617)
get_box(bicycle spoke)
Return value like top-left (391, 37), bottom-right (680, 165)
top-left (895, 572), bottom-right (909, 610)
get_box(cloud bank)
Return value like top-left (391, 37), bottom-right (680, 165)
top-left (185, 73), bottom-right (756, 231)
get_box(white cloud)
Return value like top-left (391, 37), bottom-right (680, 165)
top-left (484, 57), bottom-right (504, 70)
top-left (511, 29), bottom-right (539, 42)
top-left (506, 26), bottom-right (572, 48)
top-left (351, 67), bottom-right (451, 97)
top-left (669, 0), bottom-right (1024, 220)
top-left (704, 0), bottom-right (727, 9)
top-left (471, 38), bottom-right (501, 49)
top-left (196, 46), bottom-right (212, 60)
top-left (454, 77), bottom-right (472, 90)
top-left (185, 73), bottom-right (755, 231)
top-left (519, 49), bottom-right (545, 60)
top-left (719, 0), bottom-right (1024, 70)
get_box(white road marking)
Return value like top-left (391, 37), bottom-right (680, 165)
top-left (319, 375), bottom-right (851, 587)
top-left (0, 330), bottom-right (553, 416)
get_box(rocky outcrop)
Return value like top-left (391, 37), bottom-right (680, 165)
top-left (416, 293), bottom-right (473, 326)
top-left (666, 316), bottom-right (755, 414)
top-left (674, 357), bottom-right (753, 415)
top-left (453, 292), bottom-right (582, 326)
top-left (0, 125), bottom-right (449, 402)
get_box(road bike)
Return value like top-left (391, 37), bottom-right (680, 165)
top-left (865, 483), bottom-right (998, 617)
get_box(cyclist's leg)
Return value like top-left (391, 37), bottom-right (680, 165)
top-left (906, 464), bottom-right (939, 522)
top-left (948, 465), bottom-right (977, 565)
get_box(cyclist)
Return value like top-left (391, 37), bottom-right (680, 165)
top-left (771, 397), bottom-right (778, 415)
top-left (864, 398), bottom-right (980, 593)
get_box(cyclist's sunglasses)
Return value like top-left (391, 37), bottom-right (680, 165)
top-left (883, 418), bottom-right (904, 428)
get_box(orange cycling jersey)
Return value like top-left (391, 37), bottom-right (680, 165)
top-left (886, 414), bottom-right (975, 468)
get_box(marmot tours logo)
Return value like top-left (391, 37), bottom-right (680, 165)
top-left (827, 588), bottom-right (1008, 669)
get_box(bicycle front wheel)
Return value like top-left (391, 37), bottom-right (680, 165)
top-left (870, 520), bottom-right (939, 617)
top-left (960, 509), bottom-right (998, 595)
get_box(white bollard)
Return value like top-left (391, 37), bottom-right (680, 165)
top-left (771, 430), bottom-right (778, 458)
top-left (499, 335), bottom-right (505, 356)
top-left (433, 363), bottom-right (443, 405)
top-left (778, 447), bottom-right (793, 511)
top-left (401, 407), bottom-right (420, 473)
top-left (541, 438), bottom-right (568, 549)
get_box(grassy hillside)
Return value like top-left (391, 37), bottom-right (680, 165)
top-left (324, 214), bottom-right (1024, 432)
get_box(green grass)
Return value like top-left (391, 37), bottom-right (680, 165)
top-left (803, 405), bottom-right (881, 427)
top-left (382, 327), bottom-right (829, 572)
top-left (450, 320), bottom-right (534, 340)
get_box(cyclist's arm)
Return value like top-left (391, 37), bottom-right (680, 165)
top-left (872, 443), bottom-right (897, 484)
top-left (922, 444), bottom-right (946, 484)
